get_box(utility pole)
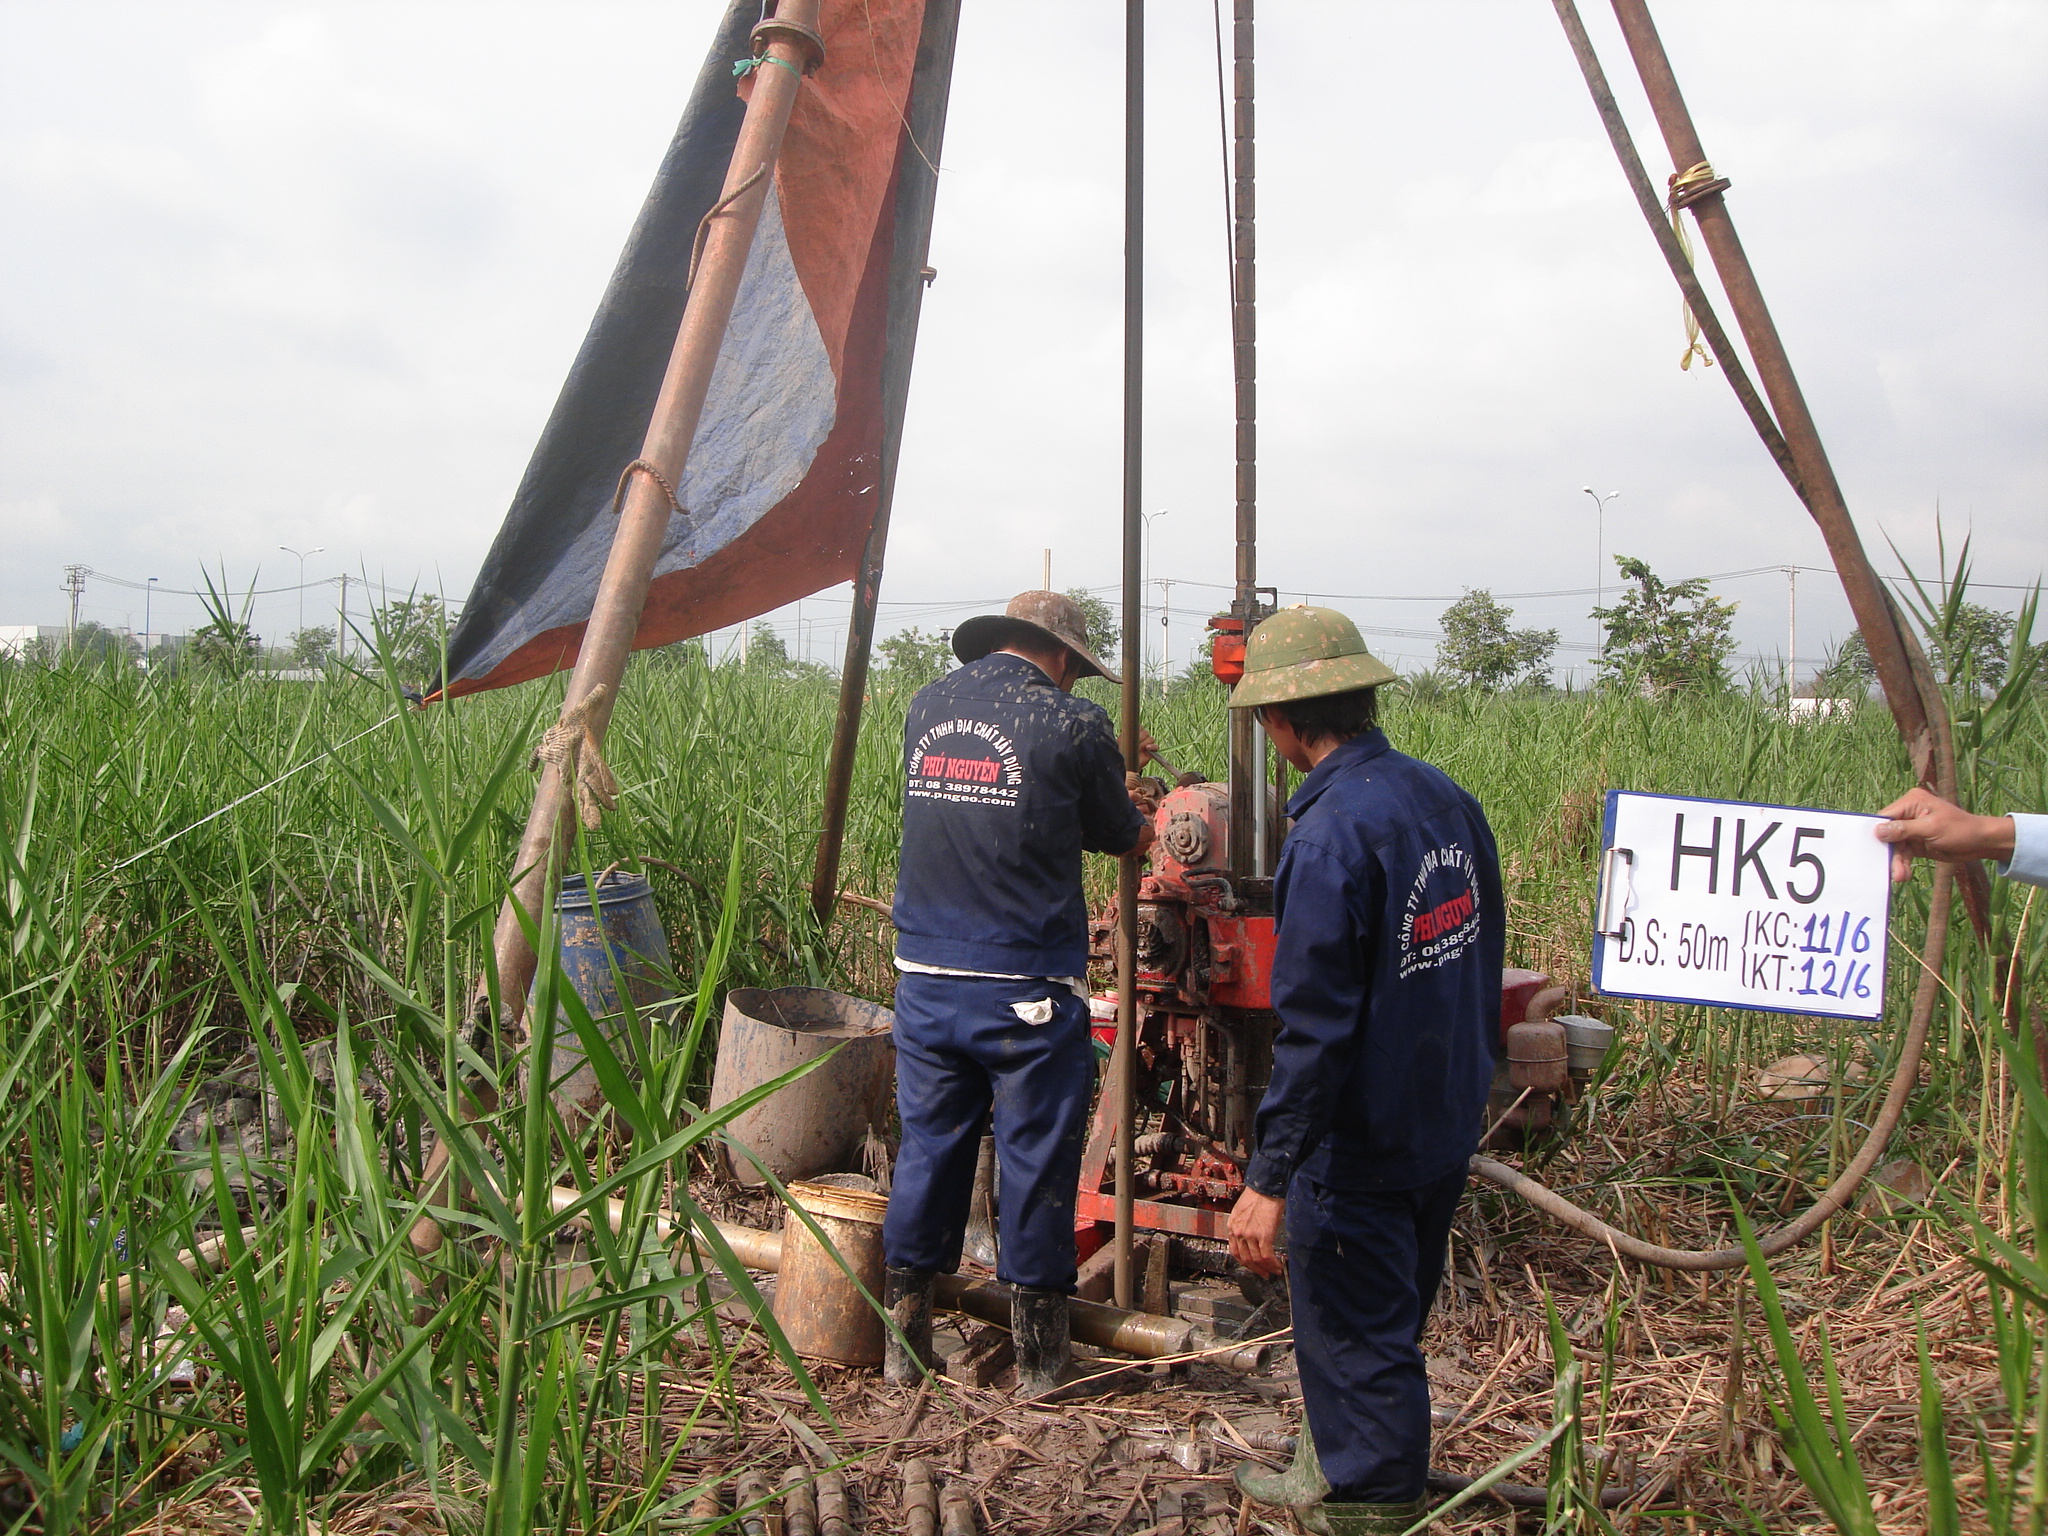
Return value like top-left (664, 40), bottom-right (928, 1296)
top-left (1786, 565), bottom-right (1798, 697)
top-left (1157, 576), bottom-right (1174, 682)
top-left (144, 576), bottom-right (158, 667)
top-left (335, 574), bottom-right (349, 664)
top-left (62, 565), bottom-right (87, 648)
top-left (1042, 548), bottom-right (1052, 591)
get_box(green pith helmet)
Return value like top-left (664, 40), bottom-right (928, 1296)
top-left (1228, 604), bottom-right (1398, 709)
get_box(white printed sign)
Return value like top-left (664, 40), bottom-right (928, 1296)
top-left (1592, 791), bottom-right (1892, 1020)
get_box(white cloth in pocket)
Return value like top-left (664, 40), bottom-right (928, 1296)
top-left (1010, 997), bottom-right (1056, 1026)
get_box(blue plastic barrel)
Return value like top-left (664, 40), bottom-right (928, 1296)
top-left (537, 871), bottom-right (676, 1122)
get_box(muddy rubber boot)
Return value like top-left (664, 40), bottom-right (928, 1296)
top-left (1319, 1498), bottom-right (1431, 1534)
top-left (1234, 1416), bottom-right (1330, 1513)
top-left (883, 1266), bottom-right (938, 1386)
top-left (1010, 1285), bottom-right (1072, 1399)
top-left (1011, 1286), bottom-right (1136, 1401)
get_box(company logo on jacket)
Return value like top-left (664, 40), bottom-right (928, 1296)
top-left (907, 717), bottom-right (1025, 808)
top-left (1398, 843), bottom-right (1483, 977)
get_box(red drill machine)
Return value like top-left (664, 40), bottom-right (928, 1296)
top-left (1075, 617), bottom-right (1582, 1266)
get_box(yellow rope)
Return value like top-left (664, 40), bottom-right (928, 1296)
top-left (1667, 160), bottom-right (1728, 372)
top-left (531, 684), bottom-right (620, 831)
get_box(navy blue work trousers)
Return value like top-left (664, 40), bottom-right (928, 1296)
top-left (883, 972), bottom-right (1094, 1293)
top-left (1287, 1161), bottom-right (1467, 1503)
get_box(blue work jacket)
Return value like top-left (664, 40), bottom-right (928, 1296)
top-left (892, 653), bottom-right (1144, 977)
top-left (1244, 728), bottom-right (1505, 1197)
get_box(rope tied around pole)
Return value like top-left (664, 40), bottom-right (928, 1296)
top-left (609, 459), bottom-right (685, 519)
top-left (686, 164), bottom-right (769, 292)
top-left (733, 53), bottom-right (803, 82)
top-left (1666, 161), bottom-right (1731, 372)
top-left (531, 685), bottom-right (619, 831)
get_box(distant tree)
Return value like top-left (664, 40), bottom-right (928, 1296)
top-left (875, 626), bottom-right (954, 685)
top-left (187, 618), bottom-right (260, 673)
top-left (289, 626), bottom-right (336, 669)
top-left (70, 621), bottom-right (142, 668)
top-left (1812, 632), bottom-right (1876, 698)
top-left (1591, 556), bottom-right (1737, 695)
top-left (1401, 668), bottom-right (1454, 704)
top-left (192, 564), bottom-right (262, 676)
top-left (1928, 602), bottom-right (2015, 691)
top-left (1062, 589), bottom-right (1120, 663)
top-left (649, 637), bottom-right (708, 669)
top-left (1437, 589), bottom-right (1559, 692)
top-left (372, 596), bottom-right (449, 681)
top-left (742, 621), bottom-right (793, 676)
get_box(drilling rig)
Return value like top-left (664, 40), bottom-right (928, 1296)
top-left (1076, 684), bottom-right (1607, 1268)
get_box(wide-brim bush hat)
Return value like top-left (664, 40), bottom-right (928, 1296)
top-left (952, 590), bottom-right (1121, 685)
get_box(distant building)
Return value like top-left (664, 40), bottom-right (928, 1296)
top-left (0, 625), bottom-right (67, 660)
top-left (1787, 696), bottom-right (1855, 724)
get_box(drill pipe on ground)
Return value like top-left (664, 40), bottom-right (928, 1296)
top-left (541, 1186), bottom-right (1264, 1370)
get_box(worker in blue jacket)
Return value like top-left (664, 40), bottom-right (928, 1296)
top-left (882, 590), bottom-right (1155, 1399)
top-left (1223, 606), bottom-right (1505, 1536)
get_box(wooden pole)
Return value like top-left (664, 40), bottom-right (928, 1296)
top-left (1587, 0), bottom-right (1987, 935)
top-left (809, 0), bottom-right (963, 927)
top-left (1112, 0), bottom-right (1145, 1314)
top-left (412, 7), bottom-right (824, 1262)
top-left (488, 5), bottom-right (824, 1025)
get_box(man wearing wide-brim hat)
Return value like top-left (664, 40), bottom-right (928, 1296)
top-left (882, 591), bottom-right (1156, 1399)
top-left (1222, 606), bottom-right (1505, 1536)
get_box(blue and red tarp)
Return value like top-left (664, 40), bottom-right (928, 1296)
top-left (438, 0), bottom-right (955, 698)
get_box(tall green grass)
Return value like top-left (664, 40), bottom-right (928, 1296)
top-left (0, 586), bottom-right (2039, 1530)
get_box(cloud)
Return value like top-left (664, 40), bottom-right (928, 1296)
top-left (0, 0), bottom-right (2041, 684)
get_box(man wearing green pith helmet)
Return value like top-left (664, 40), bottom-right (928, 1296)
top-left (1222, 606), bottom-right (1505, 1536)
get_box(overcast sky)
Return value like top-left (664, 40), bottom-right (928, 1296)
top-left (3, 1), bottom-right (2043, 684)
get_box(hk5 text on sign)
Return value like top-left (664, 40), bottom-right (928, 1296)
top-left (1592, 791), bottom-right (1892, 1021)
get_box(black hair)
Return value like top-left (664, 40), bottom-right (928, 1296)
top-left (1262, 686), bottom-right (1379, 747)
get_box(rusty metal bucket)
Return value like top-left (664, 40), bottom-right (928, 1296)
top-left (708, 987), bottom-right (893, 1186)
top-left (538, 872), bottom-right (675, 1124)
top-left (772, 1175), bottom-right (889, 1366)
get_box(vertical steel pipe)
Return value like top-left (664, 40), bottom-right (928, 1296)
top-left (809, 2), bottom-right (962, 928)
top-left (1225, 0), bottom-right (1259, 879)
top-left (1597, 0), bottom-right (1985, 933)
top-left (1113, 0), bottom-right (1146, 1313)
top-left (488, 5), bottom-right (824, 1025)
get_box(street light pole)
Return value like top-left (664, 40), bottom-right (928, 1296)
top-left (279, 545), bottom-right (325, 640)
top-left (1580, 487), bottom-right (1620, 670)
top-left (144, 576), bottom-right (157, 668)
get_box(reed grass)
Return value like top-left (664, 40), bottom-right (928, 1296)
top-left (0, 575), bottom-right (2039, 1531)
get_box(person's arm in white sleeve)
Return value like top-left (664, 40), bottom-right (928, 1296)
top-left (2004, 813), bottom-right (2048, 888)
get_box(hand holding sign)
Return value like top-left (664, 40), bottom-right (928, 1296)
top-left (1874, 787), bottom-right (2018, 881)
top-left (1594, 791), bottom-right (1892, 1021)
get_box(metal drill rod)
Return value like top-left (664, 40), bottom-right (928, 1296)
top-left (1113, 0), bottom-right (1146, 1315)
top-left (1225, 0), bottom-right (1260, 880)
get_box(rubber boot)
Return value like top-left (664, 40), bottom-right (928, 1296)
top-left (1234, 1416), bottom-right (1330, 1513)
top-left (883, 1266), bottom-right (938, 1386)
top-left (1010, 1285), bottom-right (1073, 1399)
top-left (1319, 1498), bottom-right (1430, 1534)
